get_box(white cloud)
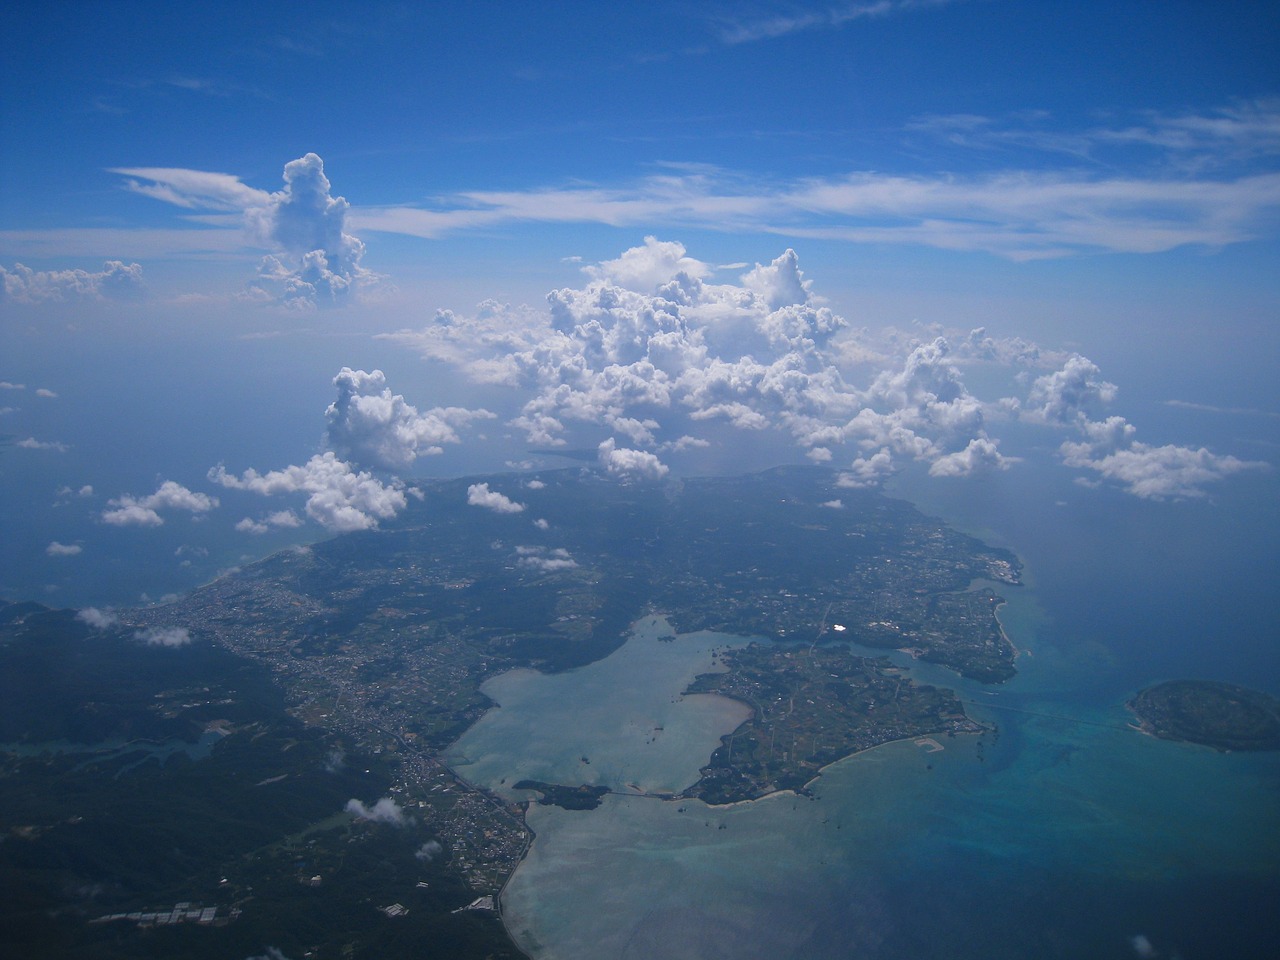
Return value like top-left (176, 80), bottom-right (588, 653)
top-left (326, 367), bottom-right (493, 471)
top-left (1, 260), bottom-right (144, 304)
top-left (837, 448), bottom-right (895, 488)
top-left (516, 545), bottom-right (579, 572)
top-left (101, 481), bottom-right (218, 527)
top-left (0, 381), bottom-right (24, 390)
top-left (35, 388), bottom-right (57, 398)
top-left (235, 509), bottom-right (303, 534)
top-left (135, 626), bottom-right (192, 647)
top-left (928, 437), bottom-right (1014, 478)
top-left (211, 453), bottom-right (406, 531)
top-left (415, 840), bottom-right (444, 862)
top-left (467, 482), bottom-right (525, 514)
top-left (345, 796), bottom-right (409, 826)
top-left (77, 607), bottom-right (118, 629)
top-left (45, 541), bottom-right (82, 556)
top-left (1060, 437), bottom-right (1265, 500)
top-left (598, 438), bottom-right (669, 480)
top-left (113, 153), bottom-right (380, 307)
top-left (16, 437), bottom-right (70, 452)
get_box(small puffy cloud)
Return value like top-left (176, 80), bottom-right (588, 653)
top-left (0, 381), bottom-right (24, 390)
top-left (928, 437), bottom-right (1014, 478)
top-left (1, 260), bottom-right (144, 304)
top-left (102, 481), bottom-right (219, 527)
top-left (345, 797), bottom-right (409, 826)
top-left (415, 840), bottom-right (444, 862)
top-left (598, 438), bottom-right (669, 480)
top-left (516, 545), bottom-right (579, 572)
top-left (235, 509), bottom-right (303, 534)
top-left (77, 607), bottom-right (118, 629)
top-left (1129, 934), bottom-right (1158, 959)
top-left (326, 367), bottom-right (493, 471)
top-left (16, 437), bottom-right (70, 452)
top-left (211, 452), bottom-right (406, 531)
top-left (35, 388), bottom-right (57, 398)
top-left (820, 499), bottom-right (844, 509)
top-left (55, 484), bottom-right (94, 499)
top-left (135, 626), bottom-right (192, 647)
top-left (467, 482), bottom-right (525, 514)
top-left (45, 541), bottom-right (82, 556)
top-left (525, 479), bottom-right (546, 489)
top-left (837, 448), bottom-right (895, 488)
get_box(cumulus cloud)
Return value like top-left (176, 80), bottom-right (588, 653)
top-left (235, 510), bottom-right (303, 534)
top-left (345, 797), bottom-right (409, 826)
top-left (516, 545), bottom-right (579, 572)
top-left (45, 541), bottom-right (82, 556)
top-left (1, 260), bottom-right (144, 304)
top-left (114, 153), bottom-right (378, 307)
top-left (1014, 356), bottom-right (1266, 498)
top-left (326, 367), bottom-right (493, 471)
top-left (467, 482), bottom-right (525, 514)
top-left (211, 453), bottom-right (406, 532)
top-left (598, 438), bottom-right (669, 480)
top-left (102, 481), bottom-right (219, 527)
top-left (35, 388), bottom-right (58, 398)
top-left (928, 437), bottom-right (1014, 478)
top-left (135, 626), bottom-right (192, 647)
top-left (77, 607), bottom-right (118, 629)
top-left (415, 839), bottom-right (444, 862)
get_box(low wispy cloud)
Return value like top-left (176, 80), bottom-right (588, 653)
top-left (135, 626), bottom-right (192, 647)
top-left (45, 541), bottom-right (82, 556)
top-left (714, 0), bottom-right (956, 46)
top-left (345, 796), bottom-right (409, 826)
top-left (77, 607), bottom-right (119, 629)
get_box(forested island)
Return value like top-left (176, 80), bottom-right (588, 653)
top-left (1129, 680), bottom-right (1280, 751)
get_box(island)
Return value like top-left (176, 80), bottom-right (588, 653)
top-left (1128, 680), bottom-right (1280, 751)
top-left (511, 781), bottom-right (611, 811)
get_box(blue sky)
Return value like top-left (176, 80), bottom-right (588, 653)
top-left (2, 0), bottom-right (1278, 605)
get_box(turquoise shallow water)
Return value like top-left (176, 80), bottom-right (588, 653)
top-left (448, 584), bottom-right (1280, 959)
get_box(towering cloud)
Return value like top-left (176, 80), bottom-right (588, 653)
top-left (246, 154), bottom-right (378, 306)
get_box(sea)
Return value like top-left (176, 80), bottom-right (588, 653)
top-left (449, 451), bottom-right (1280, 960)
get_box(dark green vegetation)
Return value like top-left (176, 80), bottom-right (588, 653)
top-left (5, 466), bottom-right (1021, 957)
top-left (0, 603), bottom-right (521, 960)
top-left (685, 646), bottom-right (982, 803)
top-left (511, 781), bottom-right (611, 811)
top-left (1129, 680), bottom-right (1280, 751)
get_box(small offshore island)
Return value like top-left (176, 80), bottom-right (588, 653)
top-left (1129, 680), bottom-right (1280, 752)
